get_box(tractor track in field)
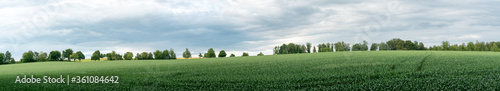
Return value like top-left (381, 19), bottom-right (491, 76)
top-left (416, 52), bottom-right (433, 71)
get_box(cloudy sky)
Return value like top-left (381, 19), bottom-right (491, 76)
top-left (1, 0), bottom-right (499, 60)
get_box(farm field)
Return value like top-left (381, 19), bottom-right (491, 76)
top-left (0, 51), bottom-right (499, 90)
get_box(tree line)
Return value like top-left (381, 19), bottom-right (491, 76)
top-left (1, 47), bottom-right (265, 64)
top-left (273, 38), bottom-right (500, 55)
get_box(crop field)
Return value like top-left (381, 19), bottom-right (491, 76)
top-left (0, 51), bottom-right (499, 90)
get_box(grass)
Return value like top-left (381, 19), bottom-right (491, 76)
top-left (0, 51), bottom-right (499, 90)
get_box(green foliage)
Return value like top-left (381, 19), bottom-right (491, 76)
top-left (76, 51), bottom-right (85, 61)
top-left (334, 42), bottom-right (350, 51)
top-left (257, 52), bottom-right (264, 56)
top-left (148, 52), bottom-right (154, 60)
top-left (306, 42), bottom-right (312, 53)
top-left (198, 53), bottom-right (203, 58)
top-left (206, 48), bottom-right (216, 58)
top-left (352, 41), bottom-right (369, 51)
top-left (169, 48), bottom-right (176, 59)
top-left (230, 54), bottom-right (235, 57)
top-left (0, 53), bottom-right (4, 64)
top-left (318, 43), bottom-right (334, 52)
top-left (107, 51), bottom-right (122, 60)
top-left (492, 43), bottom-right (499, 52)
top-left (183, 48), bottom-right (192, 59)
top-left (163, 49), bottom-right (171, 59)
top-left (218, 50), bottom-right (226, 58)
top-left (49, 51), bottom-right (61, 61)
top-left (91, 50), bottom-right (101, 61)
top-left (21, 51), bottom-right (35, 63)
top-left (124, 52), bottom-right (134, 60)
top-left (69, 53), bottom-right (78, 61)
top-left (37, 52), bottom-right (48, 61)
top-left (312, 47), bottom-right (317, 53)
top-left (5, 51), bottom-right (11, 62)
top-left (275, 43), bottom-right (307, 54)
top-left (370, 43), bottom-right (378, 51)
top-left (62, 48), bottom-right (73, 61)
top-left (242, 52), bottom-right (249, 57)
top-left (154, 50), bottom-right (163, 59)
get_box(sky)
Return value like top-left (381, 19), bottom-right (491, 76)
top-left (1, 0), bottom-right (499, 60)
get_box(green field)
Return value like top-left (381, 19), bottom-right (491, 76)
top-left (1, 51), bottom-right (499, 90)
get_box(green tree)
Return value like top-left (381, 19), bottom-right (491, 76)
top-left (5, 51), bottom-right (11, 62)
top-left (37, 52), bottom-right (48, 61)
top-left (198, 53), bottom-right (203, 58)
top-left (69, 53), bottom-right (78, 61)
top-left (313, 47), bottom-right (317, 53)
top-left (91, 50), bottom-right (101, 61)
top-left (0, 53), bottom-right (4, 64)
top-left (124, 52), bottom-right (134, 60)
top-left (154, 50), bottom-right (163, 59)
top-left (141, 52), bottom-right (148, 60)
top-left (218, 50), bottom-right (226, 58)
top-left (135, 53), bottom-right (141, 60)
top-left (230, 54), bottom-right (235, 57)
top-left (148, 52), bottom-right (154, 60)
top-left (183, 48), bottom-right (192, 59)
top-left (242, 52), bottom-right (249, 57)
top-left (306, 42), bottom-right (312, 53)
top-left (163, 49), bottom-right (170, 59)
top-left (75, 51), bottom-right (85, 61)
top-left (21, 51), bottom-right (35, 63)
top-left (206, 48), bottom-right (216, 58)
top-left (169, 48), bottom-right (176, 59)
top-left (467, 42), bottom-right (475, 51)
top-left (10, 58), bottom-right (15, 64)
top-left (257, 52), bottom-right (264, 56)
top-left (49, 51), bottom-right (61, 61)
top-left (492, 43), bottom-right (499, 52)
top-left (63, 48), bottom-right (73, 61)
top-left (442, 41), bottom-right (450, 50)
top-left (370, 43), bottom-right (378, 51)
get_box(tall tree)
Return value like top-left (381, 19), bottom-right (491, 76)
top-left (218, 50), bottom-right (226, 58)
top-left (91, 50), bottom-right (101, 61)
top-left (163, 49), bottom-right (170, 59)
top-left (69, 53), bottom-right (78, 61)
top-left (312, 47), bottom-right (317, 53)
top-left (141, 52), bottom-right (148, 60)
top-left (206, 48), bottom-right (216, 58)
top-left (230, 54), bottom-right (235, 57)
top-left (257, 52), bottom-right (264, 56)
top-left (492, 43), bottom-right (499, 52)
top-left (154, 50), bottom-right (163, 59)
top-left (5, 51), bottom-right (11, 62)
top-left (62, 48), bottom-right (73, 61)
top-left (37, 52), bottom-right (48, 61)
top-left (183, 48), bottom-right (192, 59)
top-left (442, 41), bottom-right (450, 50)
top-left (242, 52), bottom-right (249, 57)
top-left (76, 51), bottom-right (85, 61)
top-left (467, 42), bottom-right (475, 51)
top-left (370, 43), bottom-right (378, 51)
top-left (306, 42), bottom-right (312, 53)
top-left (169, 48), bottom-right (176, 59)
top-left (0, 53), bottom-right (4, 64)
top-left (198, 53), bottom-right (203, 58)
top-left (49, 51), bottom-right (61, 61)
top-left (21, 51), bottom-right (35, 63)
top-left (148, 52), bottom-right (154, 60)
top-left (124, 52), bottom-right (134, 60)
